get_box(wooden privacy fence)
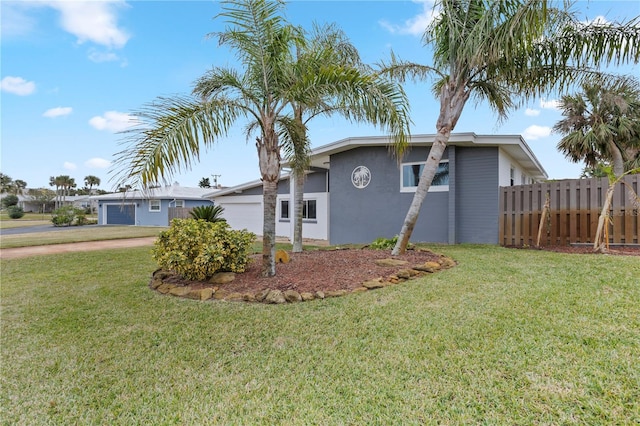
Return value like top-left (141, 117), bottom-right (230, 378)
top-left (499, 175), bottom-right (639, 246)
top-left (168, 207), bottom-right (193, 221)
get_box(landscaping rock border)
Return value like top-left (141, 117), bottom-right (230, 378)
top-left (149, 252), bottom-right (456, 304)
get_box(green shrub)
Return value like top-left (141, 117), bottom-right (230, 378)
top-left (51, 206), bottom-right (82, 226)
top-left (75, 210), bottom-right (87, 226)
top-left (2, 194), bottom-right (19, 209)
top-left (7, 205), bottom-right (25, 219)
top-left (369, 235), bottom-right (413, 250)
top-left (189, 205), bottom-right (226, 222)
top-left (153, 219), bottom-right (256, 280)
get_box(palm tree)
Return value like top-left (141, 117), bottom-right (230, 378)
top-left (84, 175), bottom-right (101, 193)
top-left (554, 76), bottom-right (640, 177)
top-left (113, 0), bottom-right (409, 277)
top-left (11, 179), bottom-right (27, 195)
top-left (553, 76), bottom-right (640, 252)
top-left (49, 176), bottom-right (64, 208)
top-left (382, 0), bottom-right (640, 255)
top-left (190, 205), bottom-right (227, 222)
top-left (283, 23), bottom-right (410, 252)
top-left (198, 177), bottom-right (211, 188)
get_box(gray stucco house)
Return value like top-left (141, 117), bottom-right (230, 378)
top-left (207, 133), bottom-right (548, 245)
top-left (92, 184), bottom-right (214, 226)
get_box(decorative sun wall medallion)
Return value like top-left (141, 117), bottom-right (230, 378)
top-left (351, 166), bottom-right (371, 189)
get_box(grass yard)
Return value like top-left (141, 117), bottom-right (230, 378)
top-left (0, 212), bottom-right (54, 229)
top-left (0, 226), bottom-right (166, 249)
top-left (1, 245), bottom-right (638, 424)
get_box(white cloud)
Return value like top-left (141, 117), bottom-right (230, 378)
top-left (525, 108), bottom-right (540, 117)
top-left (379, 0), bottom-right (437, 36)
top-left (1, 76), bottom-right (36, 96)
top-left (522, 125), bottom-right (552, 140)
top-left (64, 162), bottom-right (77, 171)
top-left (45, 0), bottom-right (130, 49)
top-left (43, 107), bottom-right (73, 118)
top-left (540, 99), bottom-right (560, 110)
top-left (89, 111), bottom-right (138, 132)
top-left (85, 158), bottom-right (111, 169)
top-left (88, 49), bottom-right (120, 63)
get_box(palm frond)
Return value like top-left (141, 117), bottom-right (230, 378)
top-left (111, 96), bottom-right (240, 189)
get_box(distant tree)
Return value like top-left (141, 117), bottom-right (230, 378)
top-left (49, 176), bottom-right (63, 208)
top-left (0, 173), bottom-right (12, 193)
top-left (2, 194), bottom-right (19, 209)
top-left (27, 188), bottom-right (56, 213)
top-left (554, 76), bottom-right (640, 177)
top-left (12, 179), bottom-right (27, 195)
top-left (199, 177), bottom-right (211, 188)
top-left (84, 175), bottom-right (101, 193)
top-left (580, 163), bottom-right (610, 178)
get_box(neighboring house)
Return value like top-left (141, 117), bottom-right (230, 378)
top-left (1, 192), bottom-right (55, 213)
top-left (206, 133), bottom-right (548, 245)
top-left (92, 184), bottom-right (215, 226)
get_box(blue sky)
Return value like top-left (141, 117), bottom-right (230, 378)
top-left (2, 0), bottom-right (639, 191)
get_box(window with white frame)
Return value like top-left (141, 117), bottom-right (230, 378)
top-left (174, 200), bottom-right (184, 208)
top-left (303, 200), bottom-right (317, 220)
top-left (401, 161), bottom-right (449, 192)
top-left (280, 200), bottom-right (290, 220)
top-left (279, 199), bottom-right (316, 220)
top-left (149, 200), bottom-right (161, 212)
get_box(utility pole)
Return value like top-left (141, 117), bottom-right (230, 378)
top-left (211, 174), bottom-right (221, 188)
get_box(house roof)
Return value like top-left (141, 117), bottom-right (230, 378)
top-left (298, 132), bottom-right (548, 180)
top-left (204, 175), bottom-right (292, 198)
top-left (92, 185), bottom-right (216, 201)
top-left (206, 133), bottom-right (548, 198)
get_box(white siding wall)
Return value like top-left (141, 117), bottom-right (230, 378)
top-left (214, 192), bottom-right (329, 241)
top-left (498, 148), bottom-right (529, 186)
top-left (276, 192), bottom-right (329, 241)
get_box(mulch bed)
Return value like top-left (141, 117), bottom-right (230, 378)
top-left (160, 247), bottom-right (447, 295)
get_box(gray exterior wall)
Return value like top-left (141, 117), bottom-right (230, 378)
top-left (454, 147), bottom-right (500, 244)
top-left (329, 147), bottom-right (449, 245)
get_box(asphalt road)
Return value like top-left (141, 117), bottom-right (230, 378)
top-left (0, 224), bottom-right (100, 235)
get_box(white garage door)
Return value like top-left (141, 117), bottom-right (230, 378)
top-left (219, 202), bottom-right (262, 234)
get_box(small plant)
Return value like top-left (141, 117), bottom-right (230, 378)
top-left (51, 206), bottom-right (83, 227)
top-left (7, 205), bottom-right (25, 219)
top-left (189, 205), bottom-right (226, 223)
top-left (153, 219), bottom-right (255, 280)
top-left (370, 235), bottom-right (413, 250)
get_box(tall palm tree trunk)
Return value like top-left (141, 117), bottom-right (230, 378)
top-left (593, 180), bottom-right (616, 252)
top-left (608, 139), bottom-right (625, 177)
top-left (257, 131), bottom-right (281, 277)
top-left (292, 169), bottom-right (304, 253)
top-left (392, 83), bottom-right (469, 255)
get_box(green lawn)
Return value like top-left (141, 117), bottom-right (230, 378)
top-left (0, 212), bottom-right (54, 229)
top-left (0, 226), bottom-right (167, 249)
top-left (1, 245), bottom-right (638, 424)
